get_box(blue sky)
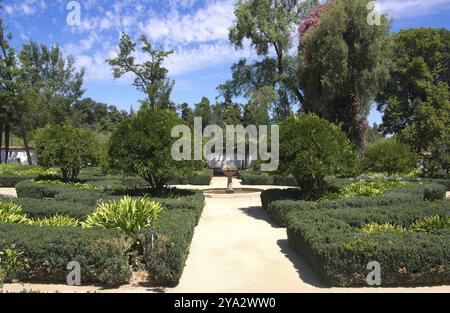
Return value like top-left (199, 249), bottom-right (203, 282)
top-left (2, 0), bottom-right (450, 125)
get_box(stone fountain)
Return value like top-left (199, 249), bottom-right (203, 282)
top-left (222, 165), bottom-right (238, 194)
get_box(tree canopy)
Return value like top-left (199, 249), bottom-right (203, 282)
top-left (299, 0), bottom-right (392, 151)
top-left (221, 0), bottom-right (318, 121)
top-left (108, 34), bottom-right (175, 110)
top-left (377, 28), bottom-right (450, 152)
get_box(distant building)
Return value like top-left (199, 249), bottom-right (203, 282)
top-left (0, 148), bottom-right (37, 165)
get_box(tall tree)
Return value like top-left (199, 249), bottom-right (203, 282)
top-left (178, 102), bottom-right (194, 126)
top-left (194, 97), bottom-right (213, 129)
top-left (242, 86), bottom-right (273, 126)
top-left (18, 41), bottom-right (85, 128)
top-left (108, 34), bottom-right (174, 110)
top-left (0, 19), bottom-right (34, 164)
top-left (377, 28), bottom-right (450, 152)
top-left (222, 0), bottom-right (317, 120)
top-left (299, 0), bottom-right (392, 151)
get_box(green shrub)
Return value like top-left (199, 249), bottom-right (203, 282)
top-left (29, 215), bottom-right (80, 227)
top-left (239, 171), bottom-right (298, 186)
top-left (0, 202), bottom-right (28, 224)
top-left (83, 197), bottom-right (163, 236)
top-left (168, 169), bottom-right (213, 185)
top-left (321, 180), bottom-right (410, 200)
top-left (16, 180), bottom-right (111, 205)
top-left (410, 215), bottom-right (450, 233)
top-left (34, 124), bottom-right (100, 182)
top-left (0, 224), bottom-right (132, 286)
top-left (364, 139), bottom-right (419, 175)
top-left (361, 223), bottom-right (407, 234)
top-left (9, 198), bottom-right (94, 221)
top-left (108, 109), bottom-right (203, 196)
top-left (157, 192), bottom-right (205, 224)
top-left (266, 183), bottom-right (446, 227)
top-left (422, 134), bottom-right (450, 179)
top-left (142, 209), bottom-right (198, 286)
top-left (0, 165), bottom-right (58, 177)
top-left (286, 201), bottom-right (450, 287)
top-left (0, 174), bottom-right (36, 187)
top-left (0, 247), bottom-right (26, 287)
top-left (415, 178), bottom-right (450, 190)
top-left (279, 114), bottom-right (356, 193)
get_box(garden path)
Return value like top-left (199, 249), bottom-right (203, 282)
top-left (168, 177), bottom-right (450, 293)
top-left (0, 178), bottom-right (449, 293)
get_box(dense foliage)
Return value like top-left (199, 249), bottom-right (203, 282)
top-left (300, 0), bottom-right (392, 151)
top-left (34, 125), bottom-right (99, 181)
top-left (223, 0), bottom-right (317, 120)
top-left (363, 140), bottom-right (419, 175)
top-left (108, 109), bottom-right (203, 195)
top-left (279, 114), bottom-right (356, 193)
top-left (377, 28), bottom-right (450, 153)
top-left (83, 197), bottom-right (163, 236)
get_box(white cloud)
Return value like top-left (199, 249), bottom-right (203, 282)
top-left (3, 0), bottom-right (47, 16)
top-left (379, 0), bottom-right (450, 19)
top-left (165, 42), bottom-right (253, 77)
top-left (139, 0), bottom-right (235, 45)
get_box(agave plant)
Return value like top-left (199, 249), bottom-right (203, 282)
top-left (29, 215), bottom-right (79, 227)
top-left (410, 215), bottom-right (450, 233)
top-left (82, 196), bottom-right (163, 235)
top-left (362, 223), bottom-right (407, 235)
top-left (0, 202), bottom-right (28, 225)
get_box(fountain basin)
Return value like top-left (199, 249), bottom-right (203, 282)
top-left (203, 188), bottom-right (264, 199)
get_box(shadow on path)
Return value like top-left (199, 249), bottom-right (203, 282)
top-left (239, 205), bottom-right (327, 288)
top-left (239, 206), bottom-right (283, 228)
top-left (277, 239), bottom-right (327, 288)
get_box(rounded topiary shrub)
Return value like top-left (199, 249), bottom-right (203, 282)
top-left (34, 125), bottom-right (99, 182)
top-left (108, 108), bottom-right (203, 196)
top-left (363, 139), bottom-right (418, 175)
top-left (279, 114), bottom-right (356, 194)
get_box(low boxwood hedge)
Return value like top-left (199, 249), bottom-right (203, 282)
top-left (286, 200), bottom-right (450, 287)
top-left (0, 174), bottom-right (35, 187)
top-left (11, 198), bottom-right (94, 221)
top-left (4, 179), bottom-right (205, 287)
top-left (143, 208), bottom-right (199, 286)
top-left (239, 171), bottom-right (298, 186)
top-left (0, 224), bottom-right (132, 286)
top-left (264, 183), bottom-right (447, 227)
top-left (169, 169), bottom-right (213, 186)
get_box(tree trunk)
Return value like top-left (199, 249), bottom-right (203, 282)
top-left (19, 115), bottom-right (33, 165)
top-left (5, 123), bottom-right (10, 164)
top-left (0, 121), bottom-right (3, 164)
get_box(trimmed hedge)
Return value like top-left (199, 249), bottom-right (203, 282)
top-left (0, 224), bottom-right (132, 286)
top-left (15, 181), bottom-right (205, 223)
top-left (266, 183), bottom-right (447, 227)
top-left (286, 200), bottom-right (450, 287)
top-left (415, 178), bottom-right (450, 190)
top-left (11, 198), bottom-right (94, 221)
top-left (239, 171), bottom-right (298, 186)
top-left (5, 179), bottom-right (205, 287)
top-left (169, 169), bottom-right (213, 186)
top-left (157, 193), bottom-right (205, 225)
top-left (143, 208), bottom-right (198, 286)
top-left (0, 174), bottom-right (35, 187)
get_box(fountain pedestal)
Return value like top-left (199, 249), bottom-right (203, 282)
top-left (222, 166), bottom-right (238, 194)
